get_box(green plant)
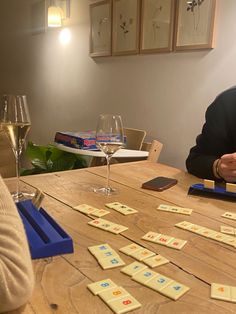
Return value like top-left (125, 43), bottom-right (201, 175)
top-left (21, 141), bottom-right (87, 175)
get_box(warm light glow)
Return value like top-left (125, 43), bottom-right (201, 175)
top-left (48, 6), bottom-right (63, 27)
top-left (59, 28), bottom-right (71, 45)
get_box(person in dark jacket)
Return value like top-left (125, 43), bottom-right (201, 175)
top-left (186, 86), bottom-right (236, 182)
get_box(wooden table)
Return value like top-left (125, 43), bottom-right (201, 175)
top-left (5, 161), bottom-right (236, 314)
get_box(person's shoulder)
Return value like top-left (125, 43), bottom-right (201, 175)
top-left (215, 85), bottom-right (236, 102)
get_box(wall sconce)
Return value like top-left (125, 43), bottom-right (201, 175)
top-left (47, 0), bottom-right (70, 28)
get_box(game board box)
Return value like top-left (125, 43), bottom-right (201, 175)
top-left (55, 131), bottom-right (97, 150)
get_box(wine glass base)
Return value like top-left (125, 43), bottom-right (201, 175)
top-left (11, 191), bottom-right (35, 203)
top-left (93, 187), bottom-right (116, 196)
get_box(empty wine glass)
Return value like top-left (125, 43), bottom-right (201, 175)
top-left (0, 95), bottom-right (31, 202)
top-left (94, 114), bottom-right (124, 195)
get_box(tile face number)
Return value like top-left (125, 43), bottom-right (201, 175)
top-left (87, 279), bottom-right (117, 295)
top-left (99, 286), bottom-right (129, 303)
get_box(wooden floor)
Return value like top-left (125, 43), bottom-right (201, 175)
top-left (5, 161), bottom-right (236, 314)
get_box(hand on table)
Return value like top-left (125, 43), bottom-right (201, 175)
top-left (216, 153), bottom-right (236, 182)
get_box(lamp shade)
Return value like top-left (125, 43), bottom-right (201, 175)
top-left (48, 6), bottom-right (63, 27)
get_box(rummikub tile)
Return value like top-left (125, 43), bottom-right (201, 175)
top-left (155, 234), bottom-right (174, 246)
top-left (94, 249), bottom-right (119, 260)
top-left (74, 204), bottom-right (98, 215)
top-left (88, 218), bottom-right (109, 229)
top-left (198, 228), bottom-right (217, 238)
top-left (211, 283), bottom-right (231, 301)
top-left (222, 212), bottom-right (236, 221)
top-left (142, 231), bottom-right (161, 242)
top-left (145, 274), bottom-right (173, 291)
top-left (231, 286), bottom-right (236, 302)
top-left (98, 286), bottom-right (130, 303)
top-left (107, 295), bottom-right (141, 314)
top-left (119, 243), bottom-right (143, 255)
top-left (91, 209), bottom-right (110, 217)
top-left (210, 232), bottom-right (227, 242)
top-left (161, 281), bottom-right (190, 300)
top-left (132, 269), bottom-right (158, 284)
top-left (99, 256), bottom-right (125, 270)
top-left (105, 202), bottom-right (123, 209)
top-left (204, 179), bottom-right (215, 189)
top-left (121, 262), bottom-right (148, 276)
top-left (157, 204), bottom-right (192, 215)
top-left (187, 224), bottom-right (204, 234)
top-left (175, 221), bottom-right (194, 229)
top-left (88, 243), bottom-right (113, 255)
top-left (220, 236), bottom-right (236, 247)
top-left (220, 226), bottom-right (235, 235)
top-left (166, 238), bottom-right (187, 250)
top-left (107, 224), bottom-right (128, 234)
top-left (118, 206), bottom-right (138, 215)
top-left (87, 279), bottom-right (117, 295)
top-left (129, 248), bottom-right (156, 261)
top-left (226, 183), bottom-right (236, 193)
top-left (143, 255), bottom-right (169, 268)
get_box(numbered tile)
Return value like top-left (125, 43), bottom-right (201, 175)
top-left (145, 274), bottom-right (173, 291)
top-left (98, 286), bottom-right (130, 303)
top-left (211, 283), bottom-right (231, 301)
top-left (91, 209), bottom-right (110, 217)
top-left (129, 248), bottom-right (156, 261)
top-left (187, 224), bottom-right (204, 234)
top-left (231, 286), bottom-right (236, 302)
top-left (94, 249), bottom-right (119, 260)
top-left (121, 261), bottom-right (148, 276)
top-left (107, 224), bottom-right (128, 234)
top-left (204, 179), bottom-right (215, 189)
top-left (88, 243), bottom-right (112, 256)
top-left (87, 279), bottom-right (117, 295)
top-left (107, 295), bottom-right (141, 314)
top-left (226, 183), bottom-right (236, 194)
top-left (119, 243), bottom-right (143, 255)
top-left (155, 234), bottom-right (174, 246)
top-left (118, 206), bottom-right (138, 215)
top-left (175, 221), bottom-right (193, 229)
top-left (105, 202), bottom-right (123, 209)
top-left (222, 212), bottom-right (236, 221)
top-left (142, 231), bottom-right (161, 242)
top-left (220, 226), bottom-right (235, 235)
top-left (143, 255), bottom-right (169, 268)
top-left (99, 256), bottom-right (125, 270)
top-left (166, 238), bottom-right (187, 250)
top-left (74, 204), bottom-right (98, 215)
top-left (161, 281), bottom-right (190, 300)
top-left (88, 218), bottom-right (109, 229)
top-left (132, 269), bottom-right (158, 284)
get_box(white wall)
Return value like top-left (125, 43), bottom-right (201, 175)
top-left (0, 0), bottom-right (236, 170)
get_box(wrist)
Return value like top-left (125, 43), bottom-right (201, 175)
top-left (213, 158), bottom-right (224, 180)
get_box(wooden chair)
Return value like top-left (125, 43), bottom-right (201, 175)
top-left (144, 140), bottom-right (163, 163)
top-left (0, 130), bottom-right (16, 178)
top-left (123, 127), bottom-right (146, 150)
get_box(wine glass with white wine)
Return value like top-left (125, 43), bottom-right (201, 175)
top-left (94, 114), bottom-right (124, 195)
top-left (0, 95), bottom-right (31, 202)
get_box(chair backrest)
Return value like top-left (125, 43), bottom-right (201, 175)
top-left (142, 140), bottom-right (163, 163)
top-left (0, 131), bottom-right (15, 178)
top-left (124, 127), bottom-right (146, 150)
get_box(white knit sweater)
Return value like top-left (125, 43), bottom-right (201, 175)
top-left (0, 177), bottom-right (34, 313)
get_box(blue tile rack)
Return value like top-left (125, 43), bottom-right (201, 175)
top-left (188, 183), bottom-right (236, 202)
top-left (17, 200), bottom-right (74, 259)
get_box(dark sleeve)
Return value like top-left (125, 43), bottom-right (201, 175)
top-left (186, 95), bottom-right (230, 180)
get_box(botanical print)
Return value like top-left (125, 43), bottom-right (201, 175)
top-left (90, 1), bottom-right (111, 56)
top-left (113, 0), bottom-right (139, 54)
top-left (177, 0), bottom-right (213, 46)
top-left (141, 0), bottom-right (173, 51)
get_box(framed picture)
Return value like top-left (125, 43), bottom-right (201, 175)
top-left (174, 0), bottom-right (217, 51)
top-left (140, 0), bottom-right (175, 53)
top-left (89, 0), bottom-right (112, 57)
top-left (112, 0), bottom-right (140, 56)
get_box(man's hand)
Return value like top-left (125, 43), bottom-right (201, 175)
top-left (216, 153), bottom-right (236, 182)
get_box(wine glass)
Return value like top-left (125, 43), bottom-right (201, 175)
top-left (0, 95), bottom-right (31, 202)
top-left (94, 114), bottom-right (124, 195)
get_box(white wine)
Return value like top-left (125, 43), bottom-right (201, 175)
top-left (97, 142), bottom-right (123, 156)
top-left (1, 122), bottom-right (31, 155)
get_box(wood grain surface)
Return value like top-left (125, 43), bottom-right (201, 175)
top-left (4, 161), bottom-right (236, 313)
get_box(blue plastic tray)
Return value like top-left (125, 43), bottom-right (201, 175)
top-left (17, 200), bottom-right (74, 259)
top-left (188, 183), bottom-right (236, 202)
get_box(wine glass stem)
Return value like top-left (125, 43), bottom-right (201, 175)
top-left (15, 154), bottom-right (20, 196)
top-left (106, 155), bottom-right (112, 191)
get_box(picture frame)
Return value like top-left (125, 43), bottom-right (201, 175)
top-left (112, 0), bottom-right (140, 56)
top-left (174, 0), bottom-right (217, 51)
top-left (140, 0), bottom-right (175, 54)
top-left (89, 0), bottom-right (112, 57)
